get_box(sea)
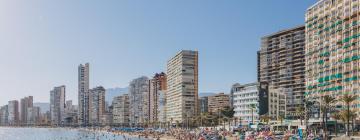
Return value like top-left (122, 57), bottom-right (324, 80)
top-left (0, 127), bottom-right (145, 140)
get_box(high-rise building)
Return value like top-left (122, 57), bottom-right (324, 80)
top-left (27, 106), bottom-right (40, 125)
top-left (8, 100), bottom-right (19, 126)
top-left (306, 0), bottom-right (360, 118)
top-left (78, 63), bottom-right (90, 126)
top-left (129, 76), bottom-right (149, 125)
top-left (207, 93), bottom-right (230, 113)
top-left (50, 85), bottom-right (66, 126)
top-left (89, 86), bottom-right (106, 125)
top-left (149, 72), bottom-right (167, 123)
top-left (20, 96), bottom-right (33, 125)
top-left (0, 105), bottom-right (8, 126)
top-left (258, 26), bottom-right (306, 118)
top-left (112, 94), bottom-right (130, 126)
top-left (199, 97), bottom-right (208, 113)
top-left (166, 50), bottom-right (199, 123)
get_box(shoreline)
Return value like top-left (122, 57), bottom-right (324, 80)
top-left (0, 126), bottom-right (177, 140)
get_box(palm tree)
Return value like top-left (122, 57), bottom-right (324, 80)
top-left (296, 106), bottom-right (305, 125)
top-left (320, 95), bottom-right (337, 140)
top-left (260, 115), bottom-right (271, 125)
top-left (221, 106), bottom-right (235, 130)
top-left (278, 115), bottom-right (284, 126)
top-left (332, 112), bottom-right (341, 137)
top-left (249, 104), bottom-right (257, 124)
top-left (340, 94), bottom-right (357, 136)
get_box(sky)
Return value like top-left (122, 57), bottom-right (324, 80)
top-left (0, 0), bottom-right (315, 105)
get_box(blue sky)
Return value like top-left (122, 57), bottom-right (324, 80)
top-left (0, 0), bottom-right (315, 105)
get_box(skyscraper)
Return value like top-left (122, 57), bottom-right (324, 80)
top-left (8, 100), bottom-right (19, 126)
top-left (166, 50), bottom-right (199, 124)
top-left (129, 76), bottom-right (149, 125)
top-left (89, 86), bottom-right (106, 125)
top-left (20, 96), bottom-right (33, 125)
top-left (306, 0), bottom-right (360, 118)
top-left (149, 72), bottom-right (167, 123)
top-left (258, 26), bottom-right (306, 118)
top-left (50, 85), bottom-right (66, 126)
top-left (78, 63), bottom-right (90, 126)
top-left (112, 94), bottom-right (130, 126)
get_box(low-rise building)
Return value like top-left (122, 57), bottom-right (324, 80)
top-left (232, 83), bottom-right (261, 125)
top-left (207, 93), bottom-right (230, 113)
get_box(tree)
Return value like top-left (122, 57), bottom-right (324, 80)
top-left (221, 106), bottom-right (235, 130)
top-left (340, 94), bottom-right (357, 136)
top-left (332, 112), bottom-right (341, 137)
top-left (296, 106), bottom-right (305, 125)
top-left (260, 115), bottom-right (271, 125)
top-left (249, 104), bottom-right (257, 124)
top-left (320, 95), bottom-right (337, 140)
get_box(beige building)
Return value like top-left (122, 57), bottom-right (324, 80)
top-left (166, 50), bottom-right (198, 123)
top-left (112, 94), bottom-right (130, 126)
top-left (207, 93), bottom-right (230, 113)
top-left (89, 86), bottom-right (106, 125)
top-left (268, 86), bottom-right (287, 120)
top-left (306, 0), bottom-right (360, 117)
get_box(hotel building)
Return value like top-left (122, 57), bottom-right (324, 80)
top-left (306, 0), bottom-right (360, 117)
top-left (166, 50), bottom-right (199, 123)
top-left (258, 26), bottom-right (306, 118)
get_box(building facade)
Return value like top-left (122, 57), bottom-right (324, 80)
top-left (0, 105), bottom-right (8, 126)
top-left (78, 63), bottom-right (90, 126)
top-left (50, 85), bottom-right (66, 126)
top-left (306, 0), bottom-right (360, 118)
top-left (129, 76), bottom-right (149, 125)
top-left (149, 72), bottom-right (167, 123)
top-left (258, 26), bottom-right (306, 118)
top-left (207, 93), bottom-right (230, 113)
top-left (27, 106), bottom-right (40, 125)
top-left (20, 96), bottom-right (33, 125)
top-left (89, 86), bottom-right (106, 125)
top-left (8, 100), bottom-right (19, 126)
top-left (166, 50), bottom-right (199, 123)
top-left (112, 94), bottom-right (130, 126)
top-left (268, 86), bottom-right (287, 120)
top-left (199, 97), bottom-right (209, 113)
top-left (232, 83), bottom-right (260, 125)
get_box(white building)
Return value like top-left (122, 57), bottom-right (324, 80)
top-left (233, 83), bottom-right (260, 125)
top-left (8, 100), bottom-right (19, 126)
top-left (27, 107), bottom-right (40, 125)
top-left (129, 76), bottom-right (149, 125)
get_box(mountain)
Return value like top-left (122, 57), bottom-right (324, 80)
top-left (106, 87), bottom-right (129, 103)
top-left (33, 102), bottom-right (50, 114)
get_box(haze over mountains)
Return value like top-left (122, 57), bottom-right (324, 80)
top-left (105, 87), bottom-right (129, 102)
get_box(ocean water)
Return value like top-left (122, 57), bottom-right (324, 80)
top-left (0, 127), bottom-right (145, 140)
